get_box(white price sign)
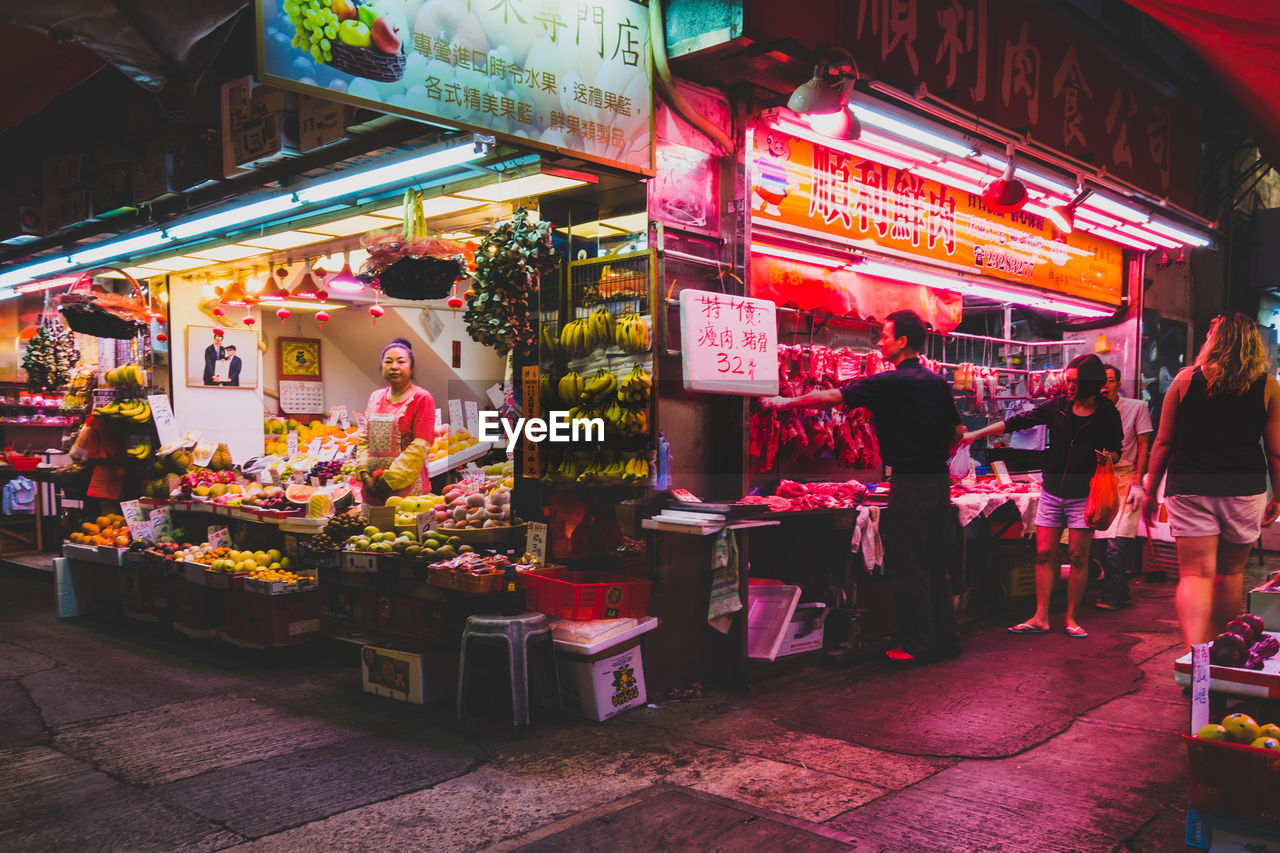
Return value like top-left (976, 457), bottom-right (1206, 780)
top-left (679, 290), bottom-right (778, 396)
top-left (416, 512), bottom-right (436, 540)
top-left (121, 501), bottom-right (152, 541)
top-left (464, 401), bottom-right (480, 437)
top-left (287, 431), bottom-right (298, 457)
top-left (207, 527), bottom-right (231, 548)
top-left (525, 522), bottom-right (548, 565)
top-left (1191, 643), bottom-right (1211, 734)
top-left (307, 438), bottom-right (321, 457)
top-left (149, 508), bottom-right (173, 541)
top-left (447, 399), bottom-right (464, 433)
top-left (147, 394), bottom-right (181, 447)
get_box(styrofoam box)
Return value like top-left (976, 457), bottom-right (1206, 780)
top-left (777, 602), bottom-right (828, 656)
top-left (747, 584), bottom-right (801, 662)
top-left (360, 645), bottom-right (451, 705)
top-left (557, 637), bottom-right (647, 721)
top-left (1248, 585), bottom-right (1280, 627)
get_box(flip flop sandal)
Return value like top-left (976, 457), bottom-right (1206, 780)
top-left (1008, 623), bottom-right (1049, 634)
top-left (1065, 626), bottom-right (1089, 638)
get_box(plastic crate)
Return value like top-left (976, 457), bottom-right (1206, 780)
top-left (1185, 733), bottom-right (1280, 826)
top-left (524, 570), bottom-right (652, 621)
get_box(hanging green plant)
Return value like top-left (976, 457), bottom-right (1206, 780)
top-left (464, 207), bottom-right (557, 355)
top-left (22, 318), bottom-right (79, 393)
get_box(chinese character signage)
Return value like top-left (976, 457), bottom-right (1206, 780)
top-left (749, 124), bottom-right (1124, 306)
top-left (737, 0), bottom-right (1197, 208)
top-left (256, 0), bottom-right (653, 173)
top-left (679, 289), bottom-right (778, 396)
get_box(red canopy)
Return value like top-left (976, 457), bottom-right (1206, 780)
top-left (1123, 1), bottom-right (1280, 168)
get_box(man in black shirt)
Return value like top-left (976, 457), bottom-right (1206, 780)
top-left (761, 310), bottom-right (964, 662)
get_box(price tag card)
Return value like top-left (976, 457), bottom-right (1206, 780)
top-left (356, 413), bottom-right (368, 434)
top-left (259, 468), bottom-right (275, 485)
top-left (416, 511), bottom-right (436, 540)
top-left (207, 527), bottom-right (231, 548)
top-left (326, 406), bottom-right (346, 426)
top-left (147, 394), bottom-right (180, 448)
top-left (462, 464), bottom-right (486, 485)
top-left (368, 505), bottom-right (396, 531)
top-left (464, 401), bottom-right (480, 436)
top-left (525, 522), bottom-right (547, 565)
top-left (318, 446), bottom-right (338, 462)
top-left (486, 383), bottom-right (505, 408)
top-left (435, 406), bottom-right (443, 429)
top-left (992, 460), bottom-right (1013, 486)
top-left (287, 431), bottom-right (299, 457)
top-left (307, 438), bottom-right (321, 457)
top-left (120, 500), bottom-right (146, 528)
top-left (447, 399), bottom-right (464, 433)
top-left (149, 507), bottom-right (174, 541)
top-left (1191, 643), bottom-right (1211, 734)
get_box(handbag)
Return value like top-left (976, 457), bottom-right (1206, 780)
top-left (1086, 454), bottom-right (1120, 531)
top-left (55, 268), bottom-right (152, 339)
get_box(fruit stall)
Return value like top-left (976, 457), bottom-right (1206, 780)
top-left (1178, 606), bottom-right (1280, 849)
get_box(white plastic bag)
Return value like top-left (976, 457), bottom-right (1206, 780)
top-left (949, 442), bottom-right (972, 479)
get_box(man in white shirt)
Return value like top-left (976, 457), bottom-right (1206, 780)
top-left (1096, 364), bottom-right (1154, 609)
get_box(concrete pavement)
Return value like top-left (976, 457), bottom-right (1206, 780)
top-left (1, 559), bottom-right (1258, 852)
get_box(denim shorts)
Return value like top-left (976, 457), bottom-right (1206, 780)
top-left (1035, 491), bottom-right (1090, 529)
top-left (1165, 494), bottom-right (1267, 544)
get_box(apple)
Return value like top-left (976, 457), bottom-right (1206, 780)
top-left (338, 19), bottom-right (372, 48)
top-left (331, 0), bottom-right (358, 21)
top-left (371, 17), bottom-right (401, 55)
top-left (357, 3), bottom-right (378, 27)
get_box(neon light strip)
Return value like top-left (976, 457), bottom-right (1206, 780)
top-left (1118, 225), bottom-right (1180, 249)
top-left (854, 102), bottom-right (975, 158)
top-left (1086, 193), bottom-right (1148, 224)
top-left (1075, 222), bottom-right (1157, 251)
top-left (1146, 219), bottom-right (1212, 247)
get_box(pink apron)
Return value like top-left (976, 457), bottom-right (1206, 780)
top-left (365, 396), bottom-right (430, 500)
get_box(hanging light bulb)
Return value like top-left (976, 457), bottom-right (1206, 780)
top-left (327, 251), bottom-right (364, 294)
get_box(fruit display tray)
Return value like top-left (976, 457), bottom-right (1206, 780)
top-left (1174, 631), bottom-right (1280, 699)
top-left (426, 566), bottom-right (504, 595)
top-left (426, 441), bottom-right (493, 478)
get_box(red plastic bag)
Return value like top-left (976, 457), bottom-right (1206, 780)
top-left (1086, 455), bottom-right (1120, 531)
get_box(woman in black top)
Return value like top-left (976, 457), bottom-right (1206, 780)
top-left (964, 354), bottom-right (1122, 638)
top-left (1142, 313), bottom-right (1280, 647)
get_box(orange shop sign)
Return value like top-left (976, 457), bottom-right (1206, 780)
top-left (749, 126), bottom-right (1124, 306)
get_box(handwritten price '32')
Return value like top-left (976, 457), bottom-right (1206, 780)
top-left (716, 353), bottom-right (747, 374)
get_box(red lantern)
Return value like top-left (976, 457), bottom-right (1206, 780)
top-left (446, 283), bottom-right (464, 312)
top-left (212, 306), bottom-right (226, 318)
top-left (243, 314), bottom-right (256, 327)
top-left (276, 306), bottom-right (291, 320)
top-left (155, 331), bottom-right (168, 343)
top-left (369, 304), bottom-right (385, 320)
top-left (315, 311), bottom-right (331, 325)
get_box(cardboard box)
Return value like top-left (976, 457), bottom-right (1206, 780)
top-left (224, 588), bottom-right (323, 646)
top-left (299, 95), bottom-right (352, 152)
top-left (557, 636), bottom-right (647, 721)
top-left (777, 602), bottom-right (828, 656)
top-left (746, 583), bottom-right (801, 662)
top-left (1249, 585), bottom-right (1280, 629)
top-left (361, 644), bottom-right (453, 704)
top-left (220, 77), bottom-right (299, 177)
top-left (171, 577), bottom-right (226, 631)
top-left (342, 551), bottom-right (381, 574)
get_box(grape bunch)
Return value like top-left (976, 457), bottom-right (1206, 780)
top-left (308, 459), bottom-right (344, 484)
top-left (283, 0), bottom-right (339, 65)
top-left (340, 460), bottom-right (356, 475)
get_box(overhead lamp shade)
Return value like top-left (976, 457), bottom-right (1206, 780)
top-left (787, 68), bottom-right (846, 116)
top-left (326, 262), bottom-right (364, 294)
top-left (215, 280), bottom-right (256, 305)
top-left (255, 273), bottom-right (290, 301)
top-left (981, 160), bottom-right (1028, 214)
top-left (1045, 187), bottom-right (1094, 236)
top-left (289, 270), bottom-right (328, 300)
top-left (807, 105), bottom-right (862, 140)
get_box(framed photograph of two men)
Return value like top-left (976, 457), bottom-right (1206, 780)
top-left (186, 326), bottom-right (259, 388)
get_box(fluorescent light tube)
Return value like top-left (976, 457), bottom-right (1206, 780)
top-left (1146, 219), bottom-right (1212, 247)
top-left (69, 231), bottom-right (169, 266)
top-left (0, 257), bottom-right (74, 288)
top-left (295, 143), bottom-right (482, 204)
top-left (855, 102), bottom-right (975, 158)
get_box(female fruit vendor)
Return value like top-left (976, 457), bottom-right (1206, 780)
top-left (961, 353), bottom-right (1122, 639)
top-left (358, 337), bottom-right (435, 505)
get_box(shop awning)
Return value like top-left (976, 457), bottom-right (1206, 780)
top-left (1122, 1), bottom-right (1280, 170)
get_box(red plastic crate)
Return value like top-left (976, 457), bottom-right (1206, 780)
top-left (1185, 733), bottom-right (1280, 826)
top-left (524, 570), bottom-right (652, 621)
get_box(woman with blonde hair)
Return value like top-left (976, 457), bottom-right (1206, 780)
top-left (1142, 313), bottom-right (1280, 646)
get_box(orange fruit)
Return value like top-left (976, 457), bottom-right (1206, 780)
top-left (95, 516), bottom-right (110, 528)
top-left (114, 535), bottom-right (129, 547)
top-left (82, 523), bottom-right (100, 535)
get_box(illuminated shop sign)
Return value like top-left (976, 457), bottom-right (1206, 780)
top-left (749, 124), bottom-right (1124, 306)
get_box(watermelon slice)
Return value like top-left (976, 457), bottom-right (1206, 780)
top-left (285, 484), bottom-right (317, 504)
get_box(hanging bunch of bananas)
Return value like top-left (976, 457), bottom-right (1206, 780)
top-left (558, 371), bottom-right (584, 405)
top-left (539, 324), bottom-right (561, 358)
top-left (618, 408), bottom-right (649, 436)
top-left (580, 369), bottom-right (617, 406)
top-left (96, 399), bottom-right (152, 423)
top-left (623, 453), bottom-right (650, 482)
top-left (587, 306), bottom-right (614, 349)
top-left (616, 313), bottom-right (651, 354)
top-left (126, 437), bottom-right (153, 460)
top-left (558, 319), bottom-right (594, 358)
top-left (566, 405), bottom-right (599, 425)
top-left (617, 364), bottom-right (651, 408)
top-left (538, 373), bottom-right (555, 406)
